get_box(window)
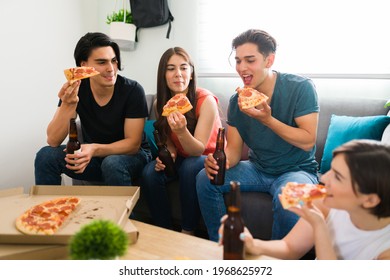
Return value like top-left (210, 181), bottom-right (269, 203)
top-left (197, 0), bottom-right (390, 78)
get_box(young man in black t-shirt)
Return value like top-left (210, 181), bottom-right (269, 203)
top-left (35, 32), bottom-right (151, 185)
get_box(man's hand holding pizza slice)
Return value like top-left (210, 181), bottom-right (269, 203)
top-left (236, 86), bottom-right (269, 109)
top-left (64, 66), bottom-right (100, 85)
top-left (236, 86), bottom-right (272, 123)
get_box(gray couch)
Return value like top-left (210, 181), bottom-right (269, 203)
top-left (131, 93), bottom-right (390, 241)
top-left (73, 93), bottom-right (389, 241)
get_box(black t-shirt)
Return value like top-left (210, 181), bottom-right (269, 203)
top-left (59, 75), bottom-right (149, 148)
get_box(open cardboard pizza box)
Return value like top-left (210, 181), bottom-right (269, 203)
top-left (0, 185), bottom-right (140, 246)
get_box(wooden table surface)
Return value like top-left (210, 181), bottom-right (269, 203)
top-left (123, 220), bottom-right (274, 260)
top-left (0, 220), bottom-right (275, 260)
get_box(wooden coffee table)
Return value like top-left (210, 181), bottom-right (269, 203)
top-left (123, 220), bottom-right (273, 260)
top-left (0, 220), bottom-right (274, 260)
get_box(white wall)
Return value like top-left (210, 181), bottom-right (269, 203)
top-left (0, 0), bottom-right (388, 192)
top-left (0, 0), bottom-right (197, 192)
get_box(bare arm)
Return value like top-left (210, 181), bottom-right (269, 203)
top-left (240, 99), bottom-right (318, 151)
top-left (66, 117), bottom-right (145, 173)
top-left (203, 124), bottom-right (243, 180)
top-left (46, 81), bottom-right (80, 146)
top-left (91, 117), bottom-right (145, 157)
top-left (219, 214), bottom-right (315, 259)
top-left (288, 202), bottom-right (337, 260)
top-left (225, 125), bottom-right (244, 168)
top-left (170, 95), bottom-right (219, 156)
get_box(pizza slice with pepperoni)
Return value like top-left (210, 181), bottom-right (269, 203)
top-left (162, 93), bottom-right (193, 117)
top-left (64, 66), bottom-right (100, 84)
top-left (236, 86), bottom-right (269, 109)
top-left (279, 182), bottom-right (327, 209)
top-left (15, 197), bottom-right (81, 235)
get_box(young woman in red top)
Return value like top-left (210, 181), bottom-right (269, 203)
top-left (141, 47), bottom-right (222, 234)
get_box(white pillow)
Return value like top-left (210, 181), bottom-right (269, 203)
top-left (381, 123), bottom-right (390, 144)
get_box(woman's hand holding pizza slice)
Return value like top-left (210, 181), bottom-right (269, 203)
top-left (162, 93), bottom-right (193, 117)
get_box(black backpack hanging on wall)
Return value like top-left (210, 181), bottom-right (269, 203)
top-left (130, 0), bottom-right (174, 42)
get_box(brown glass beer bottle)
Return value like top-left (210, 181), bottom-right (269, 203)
top-left (153, 129), bottom-right (177, 177)
top-left (223, 181), bottom-right (245, 260)
top-left (210, 127), bottom-right (226, 185)
top-left (66, 118), bottom-right (81, 155)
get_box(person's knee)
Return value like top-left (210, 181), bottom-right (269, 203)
top-left (35, 146), bottom-right (64, 165)
top-left (141, 161), bottom-right (160, 186)
top-left (195, 168), bottom-right (209, 193)
top-left (100, 155), bottom-right (121, 172)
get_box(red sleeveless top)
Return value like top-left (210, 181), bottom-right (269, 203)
top-left (170, 88), bottom-right (222, 157)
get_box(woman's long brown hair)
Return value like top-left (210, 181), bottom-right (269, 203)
top-left (154, 47), bottom-right (198, 143)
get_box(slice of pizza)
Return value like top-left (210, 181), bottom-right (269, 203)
top-left (236, 86), bottom-right (269, 109)
top-left (15, 197), bottom-right (81, 235)
top-left (279, 182), bottom-right (327, 209)
top-left (64, 66), bottom-right (100, 84)
top-left (162, 93), bottom-right (193, 117)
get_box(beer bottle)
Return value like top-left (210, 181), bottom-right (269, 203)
top-left (210, 127), bottom-right (226, 185)
top-left (223, 181), bottom-right (245, 260)
top-left (153, 129), bottom-right (177, 177)
top-left (66, 118), bottom-right (81, 155)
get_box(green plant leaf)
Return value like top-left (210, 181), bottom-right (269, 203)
top-left (69, 220), bottom-right (129, 260)
top-left (106, 9), bottom-right (133, 24)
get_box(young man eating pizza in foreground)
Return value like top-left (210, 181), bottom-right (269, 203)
top-left (34, 32), bottom-right (152, 186)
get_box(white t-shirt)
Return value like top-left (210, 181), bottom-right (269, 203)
top-left (326, 209), bottom-right (390, 259)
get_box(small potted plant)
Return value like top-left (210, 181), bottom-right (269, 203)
top-left (107, 3), bottom-right (136, 51)
top-left (69, 219), bottom-right (129, 260)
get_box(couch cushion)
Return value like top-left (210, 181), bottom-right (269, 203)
top-left (144, 119), bottom-right (158, 159)
top-left (316, 97), bottom-right (388, 164)
top-left (320, 114), bottom-right (390, 173)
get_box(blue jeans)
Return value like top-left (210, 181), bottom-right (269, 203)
top-left (196, 160), bottom-right (318, 242)
top-left (141, 155), bottom-right (206, 231)
top-left (34, 145), bottom-right (152, 185)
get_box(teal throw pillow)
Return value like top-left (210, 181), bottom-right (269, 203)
top-left (319, 115), bottom-right (390, 174)
top-left (144, 120), bottom-right (158, 159)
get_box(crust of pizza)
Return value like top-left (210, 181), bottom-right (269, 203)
top-left (64, 66), bottom-right (100, 84)
top-left (162, 93), bottom-right (193, 117)
top-left (279, 182), bottom-right (327, 209)
top-left (15, 197), bottom-right (81, 235)
top-left (236, 86), bottom-right (268, 109)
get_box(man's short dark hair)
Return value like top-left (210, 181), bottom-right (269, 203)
top-left (74, 32), bottom-right (122, 70)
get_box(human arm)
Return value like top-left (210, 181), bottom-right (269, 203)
top-left (65, 117), bottom-right (145, 173)
top-left (377, 248), bottom-right (390, 260)
top-left (154, 137), bottom-right (178, 172)
top-left (240, 99), bottom-right (318, 151)
top-left (169, 95), bottom-right (219, 156)
top-left (218, 215), bottom-right (315, 259)
top-left (288, 201), bottom-right (337, 260)
top-left (203, 124), bottom-right (243, 180)
top-left (46, 81), bottom-right (80, 147)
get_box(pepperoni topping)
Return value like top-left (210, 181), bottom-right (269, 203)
top-left (240, 88), bottom-right (252, 97)
top-left (177, 99), bottom-right (187, 107)
top-left (16, 196), bottom-right (80, 235)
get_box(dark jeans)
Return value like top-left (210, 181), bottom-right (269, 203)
top-left (141, 155), bottom-right (206, 231)
top-left (34, 145), bottom-right (151, 186)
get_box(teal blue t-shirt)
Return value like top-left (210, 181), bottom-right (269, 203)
top-left (227, 72), bottom-right (319, 175)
